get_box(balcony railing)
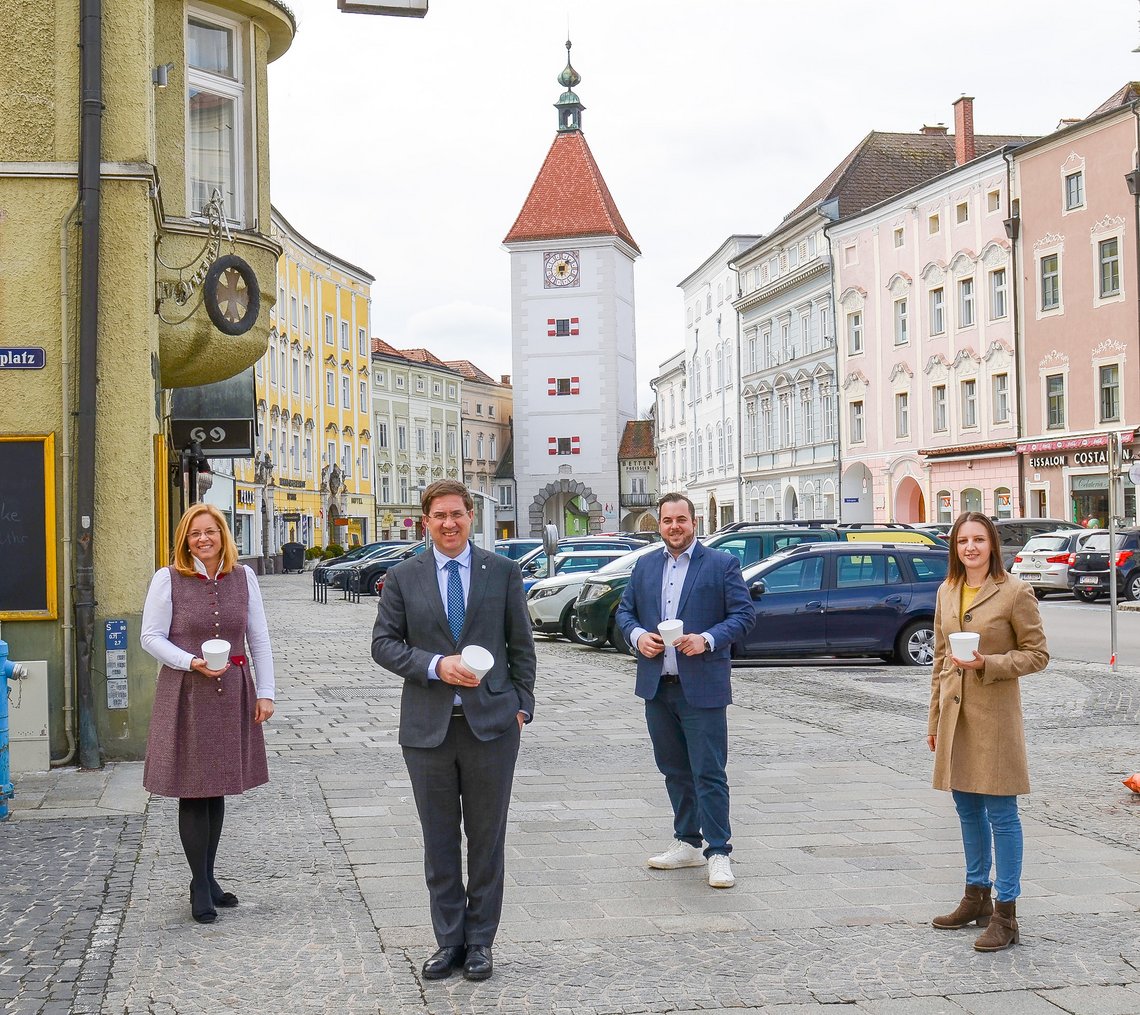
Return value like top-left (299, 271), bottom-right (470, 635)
top-left (620, 492), bottom-right (656, 508)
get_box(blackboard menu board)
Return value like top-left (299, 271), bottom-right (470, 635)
top-left (0, 435), bottom-right (57, 620)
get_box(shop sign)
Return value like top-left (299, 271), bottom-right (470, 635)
top-left (1030, 455), bottom-right (1066, 469)
top-left (1072, 476), bottom-right (1108, 491)
top-left (939, 494), bottom-right (952, 510)
top-left (282, 512), bottom-right (301, 523)
top-left (279, 478), bottom-right (307, 489)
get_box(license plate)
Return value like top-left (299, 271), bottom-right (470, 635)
top-left (1082, 577), bottom-right (1100, 586)
top-left (1024, 573), bottom-right (1039, 580)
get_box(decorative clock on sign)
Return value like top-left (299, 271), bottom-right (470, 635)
top-left (543, 249), bottom-right (581, 288)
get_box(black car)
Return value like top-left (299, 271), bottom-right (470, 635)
top-left (735, 542), bottom-right (949, 666)
top-left (1067, 528), bottom-right (1140, 601)
top-left (356, 540), bottom-right (428, 595)
top-left (313, 540), bottom-right (406, 585)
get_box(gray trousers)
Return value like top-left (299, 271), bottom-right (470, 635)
top-left (402, 715), bottom-right (521, 947)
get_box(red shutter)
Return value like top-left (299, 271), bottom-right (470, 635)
top-left (570, 375), bottom-right (580, 395)
top-left (570, 316), bottom-right (580, 336)
top-left (571, 436), bottom-right (581, 455)
top-left (548, 437), bottom-right (557, 456)
top-left (547, 377), bottom-right (557, 395)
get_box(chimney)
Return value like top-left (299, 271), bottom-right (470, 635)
top-left (921, 123), bottom-right (948, 136)
top-left (953, 95), bottom-right (975, 165)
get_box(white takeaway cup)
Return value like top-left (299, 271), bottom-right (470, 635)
top-left (657, 619), bottom-right (685, 644)
top-left (948, 632), bottom-right (980, 661)
top-left (460, 645), bottom-right (494, 681)
top-left (201, 639), bottom-right (231, 670)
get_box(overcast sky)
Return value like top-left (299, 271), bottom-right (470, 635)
top-left (268, 0), bottom-right (1140, 412)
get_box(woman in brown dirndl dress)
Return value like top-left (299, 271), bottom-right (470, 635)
top-left (141, 504), bottom-right (275, 924)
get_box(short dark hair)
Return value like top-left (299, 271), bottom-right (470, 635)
top-left (421, 479), bottom-right (474, 515)
top-left (946, 511), bottom-right (1006, 586)
top-left (657, 492), bottom-right (696, 521)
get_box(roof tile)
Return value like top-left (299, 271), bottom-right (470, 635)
top-left (618, 420), bottom-right (656, 460)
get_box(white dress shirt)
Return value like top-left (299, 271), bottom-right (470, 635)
top-left (140, 558), bottom-right (275, 699)
top-left (428, 543), bottom-right (472, 687)
top-left (630, 540), bottom-right (714, 671)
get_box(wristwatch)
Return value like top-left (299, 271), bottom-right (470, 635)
top-left (702, 635), bottom-right (713, 651)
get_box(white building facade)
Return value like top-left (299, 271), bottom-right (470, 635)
top-left (651, 350), bottom-right (687, 499)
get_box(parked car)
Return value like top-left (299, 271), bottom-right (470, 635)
top-left (356, 540), bottom-right (429, 596)
top-left (517, 536), bottom-right (648, 580)
top-left (1067, 528), bottom-right (1140, 601)
top-left (313, 540), bottom-right (405, 585)
top-left (703, 526), bottom-right (840, 569)
top-left (915, 522), bottom-right (953, 539)
top-left (522, 549), bottom-right (631, 592)
top-left (494, 538), bottom-right (542, 561)
top-left (1010, 528), bottom-right (1098, 599)
top-left (735, 542), bottom-right (950, 666)
top-left (320, 542), bottom-right (409, 590)
top-left (572, 543), bottom-right (664, 648)
top-left (991, 518), bottom-right (1074, 569)
top-left (836, 524), bottom-right (947, 547)
top-left (526, 550), bottom-right (641, 640)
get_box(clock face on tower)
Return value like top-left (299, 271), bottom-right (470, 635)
top-left (543, 249), bottom-right (581, 288)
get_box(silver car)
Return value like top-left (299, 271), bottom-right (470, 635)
top-left (1010, 528), bottom-right (1098, 598)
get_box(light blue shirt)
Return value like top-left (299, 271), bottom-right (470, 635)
top-left (630, 540), bottom-right (714, 673)
top-left (428, 543), bottom-right (472, 690)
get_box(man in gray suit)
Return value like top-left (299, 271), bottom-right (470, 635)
top-left (371, 480), bottom-right (536, 982)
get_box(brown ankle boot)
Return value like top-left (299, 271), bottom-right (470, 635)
top-left (973, 899), bottom-right (1019, 951)
top-left (931, 884), bottom-right (993, 929)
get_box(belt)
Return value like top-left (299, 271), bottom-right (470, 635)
top-left (660, 674), bottom-right (681, 685)
top-left (451, 705), bottom-right (466, 719)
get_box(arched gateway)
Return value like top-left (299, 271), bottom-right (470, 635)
top-left (528, 478), bottom-right (605, 536)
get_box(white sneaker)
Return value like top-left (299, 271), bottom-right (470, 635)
top-left (647, 839), bottom-right (705, 869)
top-left (708, 854), bottom-right (735, 888)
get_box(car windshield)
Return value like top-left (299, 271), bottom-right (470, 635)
top-left (1022, 535), bottom-right (1073, 553)
top-left (1084, 532), bottom-right (1128, 551)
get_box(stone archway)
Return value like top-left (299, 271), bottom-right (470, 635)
top-left (528, 479), bottom-right (604, 536)
top-left (894, 476), bottom-right (926, 523)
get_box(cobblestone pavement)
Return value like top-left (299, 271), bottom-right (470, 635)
top-left (5, 573), bottom-right (1140, 1013)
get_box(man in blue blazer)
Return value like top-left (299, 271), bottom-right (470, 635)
top-left (616, 493), bottom-right (754, 888)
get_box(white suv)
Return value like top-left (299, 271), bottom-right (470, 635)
top-left (526, 550), bottom-right (632, 641)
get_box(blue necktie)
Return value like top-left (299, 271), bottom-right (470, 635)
top-left (445, 560), bottom-right (465, 642)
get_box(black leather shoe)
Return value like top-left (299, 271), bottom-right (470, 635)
top-left (463, 944), bottom-right (493, 981)
top-left (422, 945), bottom-right (465, 980)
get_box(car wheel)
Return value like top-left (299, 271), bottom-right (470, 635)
top-left (569, 611), bottom-right (608, 647)
top-left (560, 606), bottom-right (578, 641)
top-left (1073, 589), bottom-right (1101, 603)
top-left (1126, 572), bottom-right (1140, 602)
top-left (895, 619), bottom-right (935, 667)
top-left (609, 619), bottom-right (635, 656)
top-left (372, 574), bottom-right (384, 596)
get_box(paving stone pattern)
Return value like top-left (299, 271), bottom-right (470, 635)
top-left (5, 574), bottom-right (1140, 1014)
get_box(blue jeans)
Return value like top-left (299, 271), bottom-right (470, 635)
top-left (644, 682), bottom-right (731, 856)
top-left (952, 790), bottom-right (1023, 902)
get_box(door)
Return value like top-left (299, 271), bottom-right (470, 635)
top-left (740, 554), bottom-right (826, 657)
top-left (825, 551), bottom-right (911, 652)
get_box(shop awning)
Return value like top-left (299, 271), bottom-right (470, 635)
top-left (1017, 431), bottom-right (1137, 454)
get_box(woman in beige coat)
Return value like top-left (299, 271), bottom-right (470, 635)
top-left (927, 512), bottom-right (1048, 951)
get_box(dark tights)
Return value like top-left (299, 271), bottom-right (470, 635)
top-left (178, 796), bottom-right (227, 914)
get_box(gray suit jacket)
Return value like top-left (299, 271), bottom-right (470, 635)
top-left (371, 543), bottom-right (537, 748)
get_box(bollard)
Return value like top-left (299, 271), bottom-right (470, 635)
top-left (0, 637), bottom-right (29, 821)
top-left (313, 570), bottom-right (328, 604)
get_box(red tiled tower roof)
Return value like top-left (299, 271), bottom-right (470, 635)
top-left (504, 130), bottom-right (639, 252)
top-left (618, 420), bottom-right (656, 460)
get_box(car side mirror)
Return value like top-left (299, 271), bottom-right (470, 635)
top-left (750, 579), bottom-right (767, 599)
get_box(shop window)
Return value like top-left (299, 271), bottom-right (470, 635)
top-left (937, 490), bottom-right (953, 523)
top-left (994, 487), bottom-right (1013, 519)
top-left (960, 488), bottom-right (982, 513)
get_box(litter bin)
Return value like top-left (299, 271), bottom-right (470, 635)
top-left (282, 542), bottom-right (305, 574)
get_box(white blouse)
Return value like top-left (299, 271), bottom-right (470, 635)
top-left (140, 559), bottom-right (276, 700)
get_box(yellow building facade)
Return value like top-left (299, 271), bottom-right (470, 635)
top-left (0, 0), bottom-right (293, 763)
top-left (232, 209), bottom-right (376, 558)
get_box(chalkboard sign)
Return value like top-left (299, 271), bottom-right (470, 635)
top-left (0, 435), bottom-right (57, 620)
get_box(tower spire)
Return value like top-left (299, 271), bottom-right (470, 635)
top-left (554, 38), bottom-right (585, 133)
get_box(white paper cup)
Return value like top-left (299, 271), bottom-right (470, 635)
top-left (658, 619), bottom-right (684, 644)
top-left (460, 644), bottom-right (494, 681)
top-left (201, 639), bottom-right (231, 670)
top-left (948, 632), bottom-right (980, 661)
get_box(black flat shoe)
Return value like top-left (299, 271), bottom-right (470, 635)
top-left (422, 945), bottom-right (466, 980)
top-left (191, 881), bottom-right (239, 908)
top-left (463, 944), bottom-right (493, 981)
top-left (189, 883), bottom-right (216, 925)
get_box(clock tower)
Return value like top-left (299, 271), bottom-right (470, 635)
top-left (503, 41), bottom-right (640, 536)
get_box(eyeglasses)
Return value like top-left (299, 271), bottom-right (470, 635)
top-left (189, 528), bottom-right (221, 541)
top-left (428, 511), bottom-right (470, 523)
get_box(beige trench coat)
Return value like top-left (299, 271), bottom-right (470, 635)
top-left (928, 574), bottom-right (1048, 796)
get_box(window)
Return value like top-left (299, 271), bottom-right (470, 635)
top-left (358, 328), bottom-right (367, 356)
top-left (416, 427), bottom-right (426, 454)
top-left (895, 392), bottom-right (909, 438)
top-left (990, 268), bottom-right (1007, 320)
top-left (780, 398), bottom-right (792, 448)
top-left (717, 424), bottom-right (725, 467)
top-left (705, 353), bottom-right (712, 393)
top-left (279, 348), bottom-right (285, 386)
top-left (324, 313), bottom-right (333, 344)
top-left (268, 345), bottom-right (277, 383)
top-left (993, 373), bottom-right (1010, 423)
top-left (433, 381), bottom-right (441, 396)
top-left (932, 385), bottom-right (948, 432)
top-left (928, 213), bottom-right (940, 235)
top-left (1100, 238), bottom-right (1121, 297)
top-left (489, 434), bottom-right (496, 460)
top-left (341, 443), bottom-right (352, 477)
top-left (291, 355), bottom-right (299, 394)
top-left (1041, 253), bottom-right (1060, 310)
top-left (850, 400), bottom-right (865, 443)
top-left (893, 226), bottom-right (904, 248)
top-left (359, 381), bottom-right (367, 412)
top-left (959, 278), bottom-right (975, 328)
top-left (1100, 364), bottom-right (1120, 422)
top-left (415, 377), bottom-right (425, 393)
top-left (395, 375), bottom-right (404, 389)
top-left (1064, 170), bottom-right (1084, 210)
top-left (399, 477), bottom-right (409, 504)
top-left (360, 448), bottom-right (369, 480)
top-left (303, 362), bottom-right (312, 399)
top-left (911, 553), bottom-right (949, 582)
top-left (475, 402), bottom-right (483, 415)
top-left (447, 428), bottom-right (456, 457)
top-left (956, 201), bottom-right (969, 224)
top-left (987, 190), bottom-right (1001, 213)
top-left (302, 305), bottom-right (310, 336)
top-left (325, 371), bottom-right (334, 405)
top-left (291, 434), bottom-right (300, 470)
top-left (397, 423), bottom-right (407, 451)
top-left (341, 376), bottom-right (350, 409)
top-left (186, 12), bottom-right (244, 220)
top-left (894, 298), bottom-right (908, 345)
top-left (326, 440), bottom-right (335, 467)
top-left (930, 288), bottom-right (945, 335)
top-left (759, 556), bottom-right (824, 594)
top-left (380, 476), bottom-right (390, 503)
top-left (847, 312), bottom-right (863, 355)
top-left (498, 485), bottom-right (512, 507)
top-left (961, 379), bottom-right (977, 428)
top-left (463, 431), bottom-right (470, 458)
top-left (837, 553), bottom-right (901, 589)
top-left (290, 297), bottom-right (297, 327)
top-left (340, 322), bottom-right (349, 350)
top-left (377, 421), bottom-right (388, 448)
top-left (556, 437), bottom-right (573, 455)
top-left (802, 389), bottom-right (814, 443)
top-left (716, 346), bottom-right (724, 388)
top-left (304, 437), bottom-right (312, 474)
top-left (375, 370), bottom-right (386, 387)
top-left (693, 357), bottom-right (702, 400)
top-left (1046, 373), bottom-right (1065, 429)
top-left (432, 428), bottom-right (442, 454)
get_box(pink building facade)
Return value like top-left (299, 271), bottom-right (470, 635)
top-left (829, 109), bottom-right (1023, 524)
top-left (1011, 89), bottom-right (1140, 526)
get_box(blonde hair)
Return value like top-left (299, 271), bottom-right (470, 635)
top-left (171, 504), bottom-right (238, 578)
